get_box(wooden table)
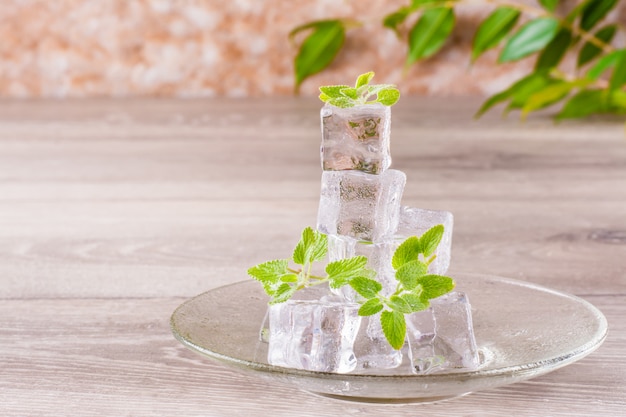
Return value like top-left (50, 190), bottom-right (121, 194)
top-left (1, 97), bottom-right (624, 416)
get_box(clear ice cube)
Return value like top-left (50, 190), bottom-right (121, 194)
top-left (352, 314), bottom-right (403, 372)
top-left (397, 206), bottom-right (454, 275)
top-left (267, 298), bottom-right (362, 373)
top-left (321, 103), bottom-right (391, 175)
top-left (317, 170), bottom-right (406, 242)
top-left (406, 292), bottom-right (480, 374)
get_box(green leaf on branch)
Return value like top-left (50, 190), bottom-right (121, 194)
top-left (521, 81), bottom-right (575, 118)
top-left (535, 27), bottom-right (572, 70)
top-left (471, 7), bottom-right (521, 62)
top-left (476, 72), bottom-right (554, 117)
top-left (396, 260), bottom-right (429, 290)
top-left (609, 52), bottom-right (626, 90)
top-left (407, 7), bottom-right (455, 64)
top-left (292, 226), bottom-right (327, 266)
top-left (499, 17), bottom-right (560, 62)
top-left (587, 49), bottom-right (626, 80)
top-left (538, 0), bottom-right (559, 12)
top-left (326, 256), bottom-right (370, 289)
top-left (270, 283), bottom-right (297, 304)
top-left (355, 71), bottom-right (375, 89)
top-left (402, 293), bottom-right (430, 312)
top-left (358, 298), bottom-right (384, 316)
top-left (391, 236), bottom-right (421, 269)
top-left (247, 259), bottom-right (289, 295)
top-left (380, 310), bottom-right (406, 350)
top-left (556, 89), bottom-right (607, 119)
top-left (292, 20), bottom-right (347, 93)
top-left (577, 25), bottom-right (617, 67)
top-left (383, 6), bottom-right (413, 35)
top-left (350, 276), bottom-right (383, 299)
top-left (417, 274), bottom-right (455, 300)
top-left (580, 0), bottom-right (618, 32)
top-left (388, 295), bottom-right (414, 314)
top-left (419, 225), bottom-right (445, 257)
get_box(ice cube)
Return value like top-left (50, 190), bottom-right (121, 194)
top-left (320, 103), bottom-right (391, 175)
top-left (406, 291), bottom-right (480, 374)
top-left (352, 314), bottom-right (403, 372)
top-left (267, 298), bottom-right (362, 373)
top-left (327, 234), bottom-right (396, 300)
top-left (317, 170), bottom-right (406, 242)
top-left (397, 206), bottom-right (454, 275)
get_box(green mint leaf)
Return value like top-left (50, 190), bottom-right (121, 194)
top-left (580, 0), bottom-right (618, 32)
top-left (280, 274), bottom-right (298, 283)
top-left (535, 27), bottom-right (572, 70)
top-left (340, 87), bottom-right (358, 100)
top-left (380, 310), bottom-right (406, 350)
top-left (328, 97), bottom-right (354, 108)
top-left (247, 259), bottom-right (289, 295)
top-left (319, 93), bottom-right (331, 102)
top-left (293, 20), bottom-right (346, 93)
top-left (319, 85), bottom-right (351, 99)
top-left (419, 225), bottom-right (445, 257)
top-left (387, 295), bottom-right (413, 314)
top-left (376, 88), bottom-right (400, 106)
top-left (326, 255), bottom-right (371, 289)
top-left (538, 0), bottom-right (558, 12)
top-left (407, 7), bottom-right (455, 64)
top-left (499, 17), bottom-right (559, 63)
top-left (402, 293), bottom-right (430, 312)
top-left (269, 283), bottom-right (297, 304)
top-left (577, 25), bottom-right (617, 67)
top-left (358, 298), bottom-right (384, 316)
top-left (292, 227), bottom-right (327, 266)
top-left (417, 274), bottom-right (455, 300)
top-left (471, 7), bottom-right (521, 62)
top-left (350, 276), bottom-right (383, 299)
top-left (355, 71), bottom-right (375, 89)
top-left (392, 236), bottom-right (421, 270)
top-left (395, 259), bottom-right (428, 290)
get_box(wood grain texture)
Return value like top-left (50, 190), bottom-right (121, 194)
top-left (0, 97), bottom-right (625, 416)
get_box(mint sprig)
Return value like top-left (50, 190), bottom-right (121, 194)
top-left (248, 225), bottom-right (455, 350)
top-left (319, 71), bottom-right (400, 108)
top-left (248, 227), bottom-right (375, 304)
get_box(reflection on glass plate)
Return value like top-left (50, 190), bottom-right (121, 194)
top-left (170, 273), bottom-right (607, 403)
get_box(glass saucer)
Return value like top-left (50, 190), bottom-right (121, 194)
top-left (170, 273), bottom-right (607, 403)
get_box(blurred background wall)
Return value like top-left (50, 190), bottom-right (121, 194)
top-left (1, 0), bottom-right (625, 98)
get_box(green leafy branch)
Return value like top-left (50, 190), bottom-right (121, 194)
top-left (290, 0), bottom-right (626, 121)
top-left (319, 71), bottom-right (400, 108)
top-left (248, 225), bottom-right (455, 350)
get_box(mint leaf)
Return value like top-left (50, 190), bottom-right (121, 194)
top-left (247, 259), bottom-right (289, 295)
top-left (417, 274), bottom-right (455, 300)
top-left (326, 255), bottom-right (370, 289)
top-left (270, 283), bottom-right (297, 304)
top-left (376, 88), bottom-right (400, 106)
top-left (328, 97), bottom-right (354, 108)
top-left (319, 85), bottom-right (350, 99)
top-left (340, 87), bottom-right (358, 99)
top-left (402, 293), bottom-right (430, 312)
top-left (358, 298), bottom-right (384, 316)
top-left (355, 71), bottom-right (375, 89)
top-left (419, 225), bottom-right (445, 257)
top-left (388, 295), bottom-right (413, 314)
top-left (395, 259), bottom-right (428, 290)
top-left (381, 310), bottom-right (406, 350)
top-left (392, 236), bottom-right (421, 269)
top-left (350, 276), bottom-right (383, 299)
top-left (292, 227), bottom-right (327, 265)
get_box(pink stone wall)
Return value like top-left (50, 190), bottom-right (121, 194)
top-left (1, 0), bottom-right (624, 97)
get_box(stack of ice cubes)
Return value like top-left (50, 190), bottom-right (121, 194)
top-left (265, 103), bottom-right (480, 375)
